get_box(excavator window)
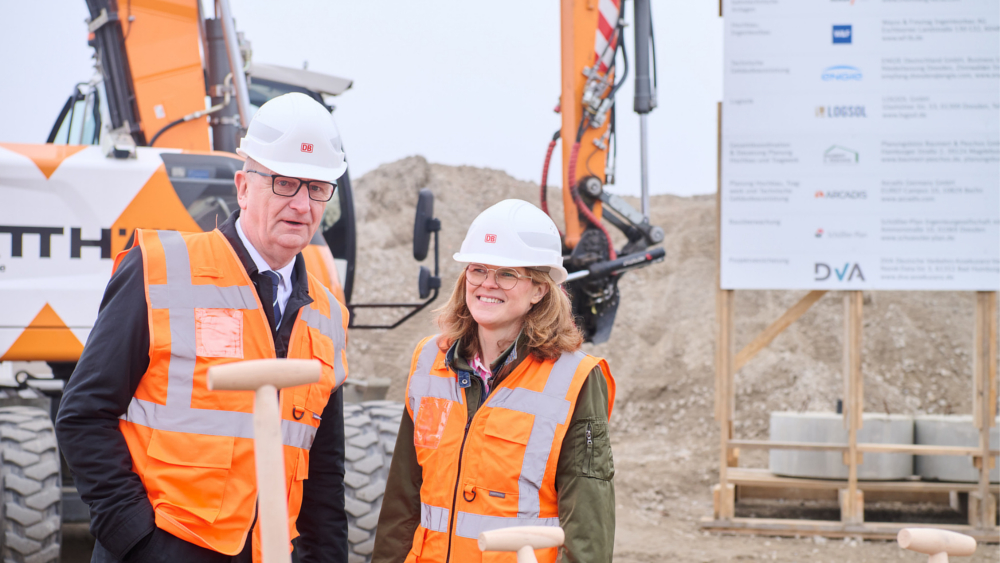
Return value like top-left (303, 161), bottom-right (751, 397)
top-left (248, 77), bottom-right (331, 114)
top-left (47, 84), bottom-right (102, 146)
top-left (160, 153), bottom-right (244, 232)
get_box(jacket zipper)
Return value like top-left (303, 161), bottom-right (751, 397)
top-left (444, 415), bottom-right (473, 563)
top-left (586, 422), bottom-right (594, 475)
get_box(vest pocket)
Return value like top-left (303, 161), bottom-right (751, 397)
top-left (413, 397), bottom-right (452, 449)
top-left (483, 408), bottom-right (532, 445)
top-left (309, 329), bottom-right (339, 392)
top-left (145, 430), bottom-right (234, 523)
top-left (194, 308), bottom-right (244, 358)
top-left (482, 408), bottom-right (533, 494)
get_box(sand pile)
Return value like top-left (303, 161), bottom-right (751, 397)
top-left (345, 156), bottom-right (994, 562)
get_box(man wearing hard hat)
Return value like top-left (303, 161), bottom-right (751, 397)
top-left (57, 93), bottom-right (351, 563)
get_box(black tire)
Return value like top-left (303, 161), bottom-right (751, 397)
top-left (343, 400), bottom-right (404, 563)
top-left (0, 407), bottom-right (61, 563)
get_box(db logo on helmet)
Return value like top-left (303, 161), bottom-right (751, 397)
top-left (300, 143), bottom-right (314, 153)
top-left (484, 234), bottom-right (497, 243)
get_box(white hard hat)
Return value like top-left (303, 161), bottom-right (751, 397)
top-left (237, 92), bottom-right (347, 183)
top-left (453, 199), bottom-right (568, 284)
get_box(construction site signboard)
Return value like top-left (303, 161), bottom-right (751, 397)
top-left (720, 0), bottom-right (999, 290)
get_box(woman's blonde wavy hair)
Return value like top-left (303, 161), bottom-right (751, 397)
top-left (435, 267), bottom-right (583, 361)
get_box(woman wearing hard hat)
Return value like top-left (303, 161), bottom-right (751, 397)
top-left (372, 200), bottom-right (616, 563)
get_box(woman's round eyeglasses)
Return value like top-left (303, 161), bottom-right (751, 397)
top-left (465, 264), bottom-right (531, 291)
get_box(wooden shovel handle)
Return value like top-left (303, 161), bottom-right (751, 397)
top-left (208, 359), bottom-right (321, 391)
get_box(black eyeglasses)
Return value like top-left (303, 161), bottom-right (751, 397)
top-left (246, 170), bottom-right (337, 202)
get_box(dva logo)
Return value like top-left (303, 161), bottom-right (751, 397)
top-left (815, 262), bottom-right (865, 281)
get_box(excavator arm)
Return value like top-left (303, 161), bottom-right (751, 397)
top-left (545, 0), bottom-right (665, 343)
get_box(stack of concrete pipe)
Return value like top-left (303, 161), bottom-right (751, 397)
top-left (768, 412), bottom-right (999, 482)
top-left (914, 415), bottom-right (999, 483)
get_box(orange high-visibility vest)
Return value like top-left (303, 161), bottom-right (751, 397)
top-left (115, 229), bottom-right (348, 561)
top-left (403, 336), bottom-right (615, 563)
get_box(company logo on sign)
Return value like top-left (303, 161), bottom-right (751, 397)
top-left (484, 234), bottom-right (497, 243)
top-left (821, 65), bottom-right (862, 81)
top-left (815, 190), bottom-right (867, 199)
top-left (815, 262), bottom-right (865, 281)
top-left (824, 145), bottom-right (859, 165)
top-left (815, 228), bottom-right (824, 238)
top-left (832, 25), bottom-right (852, 43)
top-left (816, 105), bottom-right (867, 118)
top-left (300, 143), bottom-right (314, 153)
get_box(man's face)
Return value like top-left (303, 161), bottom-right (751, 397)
top-left (234, 162), bottom-right (326, 268)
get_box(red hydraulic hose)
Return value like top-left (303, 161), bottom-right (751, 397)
top-left (540, 137), bottom-right (558, 217)
top-left (567, 141), bottom-right (616, 260)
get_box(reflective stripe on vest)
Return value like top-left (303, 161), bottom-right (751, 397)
top-left (299, 290), bottom-right (347, 387)
top-left (454, 512), bottom-right (560, 540)
top-left (119, 230), bottom-right (329, 449)
top-left (408, 337), bottom-right (464, 420)
top-left (420, 503), bottom-right (450, 533)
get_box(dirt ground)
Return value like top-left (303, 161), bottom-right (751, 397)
top-left (346, 156), bottom-right (999, 562)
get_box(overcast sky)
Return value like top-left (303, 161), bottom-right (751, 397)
top-left (0, 1), bottom-right (721, 197)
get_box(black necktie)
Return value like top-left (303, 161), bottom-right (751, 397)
top-left (262, 270), bottom-right (283, 327)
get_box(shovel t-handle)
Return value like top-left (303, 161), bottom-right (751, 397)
top-left (897, 528), bottom-right (977, 563)
top-left (207, 359), bottom-right (321, 563)
top-left (478, 526), bottom-right (565, 563)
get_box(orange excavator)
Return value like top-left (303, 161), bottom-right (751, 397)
top-left (0, 1), bottom-right (661, 560)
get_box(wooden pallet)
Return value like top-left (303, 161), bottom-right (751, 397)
top-left (704, 469), bottom-right (1000, 540)
top-left (699, 517), bottom-right (1000, 542)
top-left (701, 468), bottom-right (999, 541)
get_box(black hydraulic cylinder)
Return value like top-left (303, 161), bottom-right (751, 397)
top-left (85, 0), bottom-right (146, 145)
top-left (632, 0), bottom-right (656, 114)
top-left (205, 19), bottom-right (240, 154)
top-left (588, 247), bottom-right (665, 278)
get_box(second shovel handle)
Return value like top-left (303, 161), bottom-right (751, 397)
top-left (208, 359), bottom-right (321, 391)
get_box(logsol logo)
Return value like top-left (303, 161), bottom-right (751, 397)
top-left (815, 262), bottom-right (865, 281)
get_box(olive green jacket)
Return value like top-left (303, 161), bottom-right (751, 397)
top-left (371, 338), bottom-right (616, 563)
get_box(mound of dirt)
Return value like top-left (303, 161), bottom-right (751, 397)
top-left (345, 156), bottom-right (995, 562)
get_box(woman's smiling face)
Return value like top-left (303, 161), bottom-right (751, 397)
top-left (465, 264), bottom-right (547, 334)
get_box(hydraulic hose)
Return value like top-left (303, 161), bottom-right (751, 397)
top-left (540, 130), bottom-right (561, 218)
top-left (148, 117), bottom-right (185, 147)
top-left (568, 139), bottom-right (617, 261)
top-left (150, 73), bottom-right (233, 147)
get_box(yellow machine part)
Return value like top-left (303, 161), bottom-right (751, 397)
top-left (123, 0), bottom-right (210, 150)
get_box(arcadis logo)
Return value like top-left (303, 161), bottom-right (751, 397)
top-left (815, 262), bottom-right (865, 282)
top-left (833, 25), bottom-right (852, 44)
top-left (815, 190), bottom-right (867, 200)
top-left (822, 65), bottom-right (862, 81)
